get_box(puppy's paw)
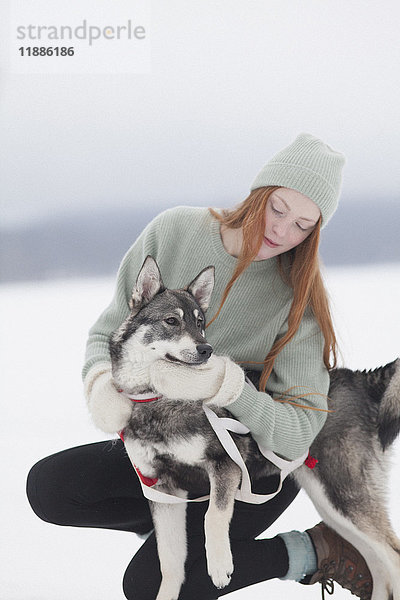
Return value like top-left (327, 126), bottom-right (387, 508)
top-left (205, 508), bottom-right (235, 589)
top-left (206, 537), bottom-right (234, 589)
top-left (207, 551), bottom-right (233, 589)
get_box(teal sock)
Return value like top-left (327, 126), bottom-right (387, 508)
top-left (278, 530), bottom-right (318, 582)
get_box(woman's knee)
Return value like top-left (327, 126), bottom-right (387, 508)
top-left (27, 455), bottom-right (62, 524)
top-left (26, 451), bottom-right (81, 526)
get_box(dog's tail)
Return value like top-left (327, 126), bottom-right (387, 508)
top-left (373, 358), bottom-right (400, 451)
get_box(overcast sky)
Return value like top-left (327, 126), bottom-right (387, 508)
top-left (1, 0), bottom-right (400, 228)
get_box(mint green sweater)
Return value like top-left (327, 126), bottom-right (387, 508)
top-left (83, 206), bottom-right (329, 460)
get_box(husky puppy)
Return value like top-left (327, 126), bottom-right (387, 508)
top-left (109, 256), bottom-right (400, 600)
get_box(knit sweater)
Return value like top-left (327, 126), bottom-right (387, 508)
top-left (83, 206), bottom-right (329, 460)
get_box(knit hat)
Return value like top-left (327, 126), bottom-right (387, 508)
top-left (250, 133), bottom-right (345, 227)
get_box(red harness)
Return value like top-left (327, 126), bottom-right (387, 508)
top-left (118, 391), bottom-right (161, 486)
top-left (304, 452), bottom-right (318, 469)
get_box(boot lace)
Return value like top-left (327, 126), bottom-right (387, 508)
top-left (319, 559), bottom-right (372, 600)
top-left (319, 562), bottom-right (335, 599)
top-left (321, 579), bottom-right (335, 599)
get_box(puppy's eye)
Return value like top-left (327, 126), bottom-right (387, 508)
top-left (197, 319), bottom-right (203, 328)
top-left (164, 317), bottom-right (180, 326)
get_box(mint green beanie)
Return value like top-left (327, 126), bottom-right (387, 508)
top-left (250, 133), bottom-right (345, 228)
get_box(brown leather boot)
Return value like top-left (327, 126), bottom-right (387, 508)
top-left (300, 522), bottom-right (373, 599)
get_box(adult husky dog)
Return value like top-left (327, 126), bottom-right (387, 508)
top-left (109, 256), bottom-right (400, 600)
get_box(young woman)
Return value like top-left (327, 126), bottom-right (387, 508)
top-left (27, 134), bottom-right (373, 599)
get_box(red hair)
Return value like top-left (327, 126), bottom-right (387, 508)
top-left (208, 187), bottom-right (337, 395)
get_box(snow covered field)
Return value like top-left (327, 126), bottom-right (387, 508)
top-left (1, 263), bottom-right (400, 600)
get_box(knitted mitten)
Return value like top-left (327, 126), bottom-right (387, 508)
top-left (149, 355), bottom-right (245, 407)
top-left (84, 362), bottom-right (133, 433)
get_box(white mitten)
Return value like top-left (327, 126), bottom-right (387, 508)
top-left (149, 355), bottom-right (245, 407)
top-left (84, 362), bottom-right (133, 433)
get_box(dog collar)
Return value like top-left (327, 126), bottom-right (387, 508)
top-left (118, 390), bottom-right (163, 403)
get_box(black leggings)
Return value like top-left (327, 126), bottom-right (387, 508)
top-left (26, 440), bottom-right (300, 599)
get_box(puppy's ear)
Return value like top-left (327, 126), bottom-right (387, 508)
top-left (187, 266), bottom-right (215, 312)
top-left (130, 256), bottom-right (164, 311)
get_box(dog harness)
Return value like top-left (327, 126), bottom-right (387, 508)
top-left (118, 382), bottom-right (317, 504)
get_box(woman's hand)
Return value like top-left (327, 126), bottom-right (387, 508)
top-left (84, 363), bottom-right (133, 433)
top-left (149, 355), bottom-right (245, 407)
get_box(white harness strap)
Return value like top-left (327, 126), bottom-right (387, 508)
top-left (202, 404), bottom-right (307, 504)
top-left (133, 377), bottom-right (308, 504)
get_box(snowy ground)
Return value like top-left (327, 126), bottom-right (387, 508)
top-left (1, 263), bottom-right (400, 600)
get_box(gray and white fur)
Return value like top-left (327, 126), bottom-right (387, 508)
top-left (109, 256), bottom-right (400, 600)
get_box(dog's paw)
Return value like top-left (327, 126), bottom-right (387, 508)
top-left (208, 557), bottom-right (233, 589)
top-left (206, 544), bottom-right (234, 589)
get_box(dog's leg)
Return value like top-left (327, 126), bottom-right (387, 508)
top-left (204, 460), bottom-right (242, 589)
top-left (150, 496), bottom-right (188, 600)
top-left (355, 526), bottom-right (400, 600)
top-left (296, 467), bottom-right (400, 600)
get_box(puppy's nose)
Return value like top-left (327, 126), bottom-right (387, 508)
top-left (196, 344), bottom-right (213, 360)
